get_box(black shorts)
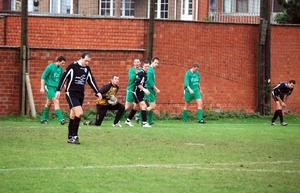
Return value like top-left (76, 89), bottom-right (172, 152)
top-left (271, 91), bottom-right (283, 102)
top-left (66, 91), bottom-right (84, 109)
top-left (133, 91), bottom-right (145, 104)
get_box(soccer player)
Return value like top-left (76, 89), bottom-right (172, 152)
top-left (40, 55), bottom-right (67, 125)
top-left (126, 60), bottom-right (151, 127)
top-left (144, 56), bottom-right (160, 125)
top-left (82, 75), bottom-right (125, 127)
top-left (55, 52), bottom-right (102, 144)
top-left (183, 62), bottom-right (205, 123)
top-left (124, 58), bottom-right (141, 126)
top-left (271, 79), bottom-right (296, 126)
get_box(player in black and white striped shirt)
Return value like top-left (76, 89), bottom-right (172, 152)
top-left (56, 52), bottom-right (102, 144)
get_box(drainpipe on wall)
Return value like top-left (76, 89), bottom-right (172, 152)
top-left (195, 0), bottom-right (198, 20)
top-left (257, 0), bottom-right (270, 115)
top-left (20, 0), bottom-right (28, 115)
top-left (147, 0), bottom-right (155, 61)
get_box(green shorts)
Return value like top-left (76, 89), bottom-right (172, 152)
top-left (45, 85), bottom-right (57, 100)
top-left (184, 89), bottom-right (201, 102)
top-left (145, 88), bottom-right (156, 102)
top-left (125, 90), bottom-right (134, 102)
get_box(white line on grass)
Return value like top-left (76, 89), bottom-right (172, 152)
top-left (1, 161), bottom-right (299, 174)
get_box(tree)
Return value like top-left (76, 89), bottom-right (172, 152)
top-left (274, 0), bottom-right (300, 24)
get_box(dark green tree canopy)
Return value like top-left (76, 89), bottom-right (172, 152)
top-left (275, 0), bottom-right (300, 24)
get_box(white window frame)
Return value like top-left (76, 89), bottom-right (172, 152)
top-left (100, 0), bottom-right (115, 17)
top-left (50, 0), bottom-right (73, 14)
top-left (120, 0), bottom-right (135, 18)
top-left (223, 0), bottom-right (260, 14)
top-left (11, 0), bottom-right (33, 11)
top-left (181, 0), bottom-right (193, 20)
top-left (148, 0), bottom-right (169, 19)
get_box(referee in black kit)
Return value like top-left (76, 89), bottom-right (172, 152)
top-left (271, 79), bottom-right (296, 126)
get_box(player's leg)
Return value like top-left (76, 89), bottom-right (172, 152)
top-left (110, 103), bottom-right (125, 127)
top-left (183, 90), bottom-right (192, 122)
top-left (48, 86), bottom-right (65, 124)
top-left (146, 90), bottom-right (156, 125)
top-left (41, 99), bottom-right (51, 124)
top-left (66, 92), bottom-right (83, 144)
top-left (140, 101), bottom-right (151, 127)
top-left (195, 92), bottom-right (205, 123)
top-left (90, 105), bottom-right (107, 126)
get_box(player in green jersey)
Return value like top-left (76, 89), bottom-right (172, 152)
top-left (183, 62), bottom-right (205, 123)
top-left (40, 56), bottom-right (67, 125)
top-left (124, 59), bottom-right (141, 126)
top-left (144, 57), bottom-right (160, 125)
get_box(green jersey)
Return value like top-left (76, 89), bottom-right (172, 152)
top-left (147, 65), bottom-right (155, 89)
top-left (184, 69), bottom-right (200, 91)
top-left (41, 63), bottom-right (63, 88)
top-left (126, 66), bottom-right (139, 91)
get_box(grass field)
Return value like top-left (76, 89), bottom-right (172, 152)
top-left (0, 116), bottom-right (299, 193)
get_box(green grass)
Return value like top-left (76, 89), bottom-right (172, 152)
top-left (0, 116), bottom-right (299, 193)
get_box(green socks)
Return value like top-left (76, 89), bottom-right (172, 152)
top-left (183, 110), bottom-right (188, 121)
top-left (148, 110), bottom-right (154, 124)
top-left (55, 109), bottom-right (64, 121)
top-left (197, 109), bottom-right (203, 120)
top-left (42, 107), bottom-right (49, 121)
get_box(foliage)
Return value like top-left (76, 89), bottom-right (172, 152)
top-left (275, 0), bottom-right (300, 24)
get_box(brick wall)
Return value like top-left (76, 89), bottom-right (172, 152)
top-left (0, 15), bottom-right (299, 116)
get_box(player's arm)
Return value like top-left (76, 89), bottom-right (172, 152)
top-left (86, 68), bottom-right (102, 99)
top-left (40, 79), bottom-right (45, 93)
top-left (40, 67), bottom-right (50, 92)
top-left (184, 73), bottom-right (194, 94)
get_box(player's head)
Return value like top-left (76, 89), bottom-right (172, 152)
top-left (151, 56), bottom-right (159, 68)
top-left (191, 62), bottom-right (200, 72)
top-left (288, 79), bottom-right (296, 88)
top-left (80, 52), bottom-right (91, 66)
top-left (56, 56), bottom-right (66, 66)
top-left (133, 58), bottom-right (141, 68)
top-left (143, 60), bottom-right (150, 72)
top-left (111, 75), bottom-right (119, 86)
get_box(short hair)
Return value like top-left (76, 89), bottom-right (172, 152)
top-left (144, 60), bottom-right (150, 65)
top-left (81, 52), bottom-right (91, 59)
top-left (56, 56), bottom-right (66, 62)
top-left (134, 58), bottom-right (140, 62)
top-left (193, 63), bottom-right (200, 68)
top-left (289, 80), bottom-right (296, 84)
top-left (151, 56), bottom-right (159, 62)
top-left (111, 75), bottom-right (119, 79)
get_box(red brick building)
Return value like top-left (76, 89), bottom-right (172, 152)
top-left (0, 14), bottom-right (299, 116)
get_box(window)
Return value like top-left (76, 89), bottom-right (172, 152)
top-left (210, 0), bottom-right (218, 12)
top-left (50, 0), bottom-right (72, 14)
top-left (273, 0), bottom-right (283, 12)
top-left (100, 0), bottom-right (134, 17)
top-left (155, 0), bottom-right (169, 19)
top-left (181, 0), bottom-right (193, 20)
top-left (121, 0), bottom-right (134, 17)
top-left (11, 0), bottom-right (31, 11)
top-left (223, 0), bottom-right (260, 13)
top-left (100, 0), bottom-right (115, 16)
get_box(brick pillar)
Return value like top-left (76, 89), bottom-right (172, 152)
top-left (115, 0), bottom-right (120, 18)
